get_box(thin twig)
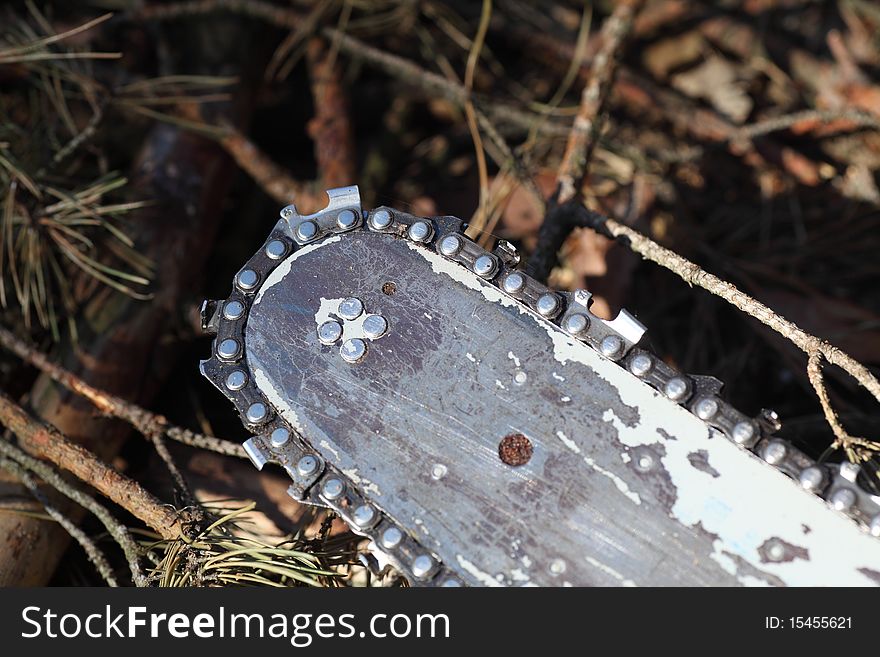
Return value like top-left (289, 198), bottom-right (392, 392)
top-left (555, 0), bottom-right (644, 205)
top-left (0, 326), bottom-right (246, 459)
top-left (462, 0), bottom-right (492, 236)
top-left (806, 353), bottom-right (877, 459)
top-left (567, 203), bottom-right (880, 456)
top-left (0, 440), bottom-right (146, 585)
top-left (218, 123), bottom-right (326, 211)
top-left (0, 391), bottom-right (182, 539)
top-left (0, 456), bottom-right (119, 586)
top-left (735, 108), bottom-right (880, 140)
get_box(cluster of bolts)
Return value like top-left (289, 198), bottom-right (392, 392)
top-left (317, 297), bottom-right (389, 363)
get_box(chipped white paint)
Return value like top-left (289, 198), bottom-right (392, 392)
top-left (600, 399), bottom-right (880, 585)
top-left (456, 556), bottom-right (503, 587)
top-left (254, 236), bottom-right (342, 306)
top-left (319, 439), bottom-right (340, 461)
top-left (399, 240), bottom-right (880, 586)
top-left (495, 379), bottom-right (507, 390)
top-left (585, 556), bottom-right (637, 587)
top-left (556, 430), bottom-right (581, 454)
top-left (560, 395), bottom-right (571, 403)
top-left (508, 351), bottom-right (521, 368)
top-left (424, 312), bottom-right (433, 320)
top-left (583, 454), bottom-right (642, 506)
top-left (510, 568), bottom-right (531, 583)
top-left (340, 466), bottom-right (382, 497)
top-left (465, 352), bottom-right (477, 363)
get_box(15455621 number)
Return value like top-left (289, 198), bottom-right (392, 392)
top-left (765, 617), bottom-right (852, 629)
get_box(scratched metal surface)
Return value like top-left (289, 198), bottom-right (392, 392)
top-left (244, 230), bottom-right (880, 586)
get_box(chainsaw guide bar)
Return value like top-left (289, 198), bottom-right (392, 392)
top-left (200, 186), bottom-right (880, 587)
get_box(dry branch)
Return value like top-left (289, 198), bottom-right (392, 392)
top-left (570, 204), bottom-right (880, 456)
top-left (305, 38), bottom-right (356, 188)
top-left (0, 392), bottom-right (181, 539)
top-left (0, 326), bottom-right (245, 459)
top-left (555, 0), bottom-right (644, 205)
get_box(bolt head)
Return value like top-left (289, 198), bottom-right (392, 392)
top-left (634, 449), bottom-right (655, 472)
top-left (502, 272), bottom-right (525, 294)
top-left (381, 526), bottom-right (403, 549)
top-left (564, 313), bottom-right (589, 335)
top-left (246, 402), bottom-right (268, 424)
top-left (629, 354), bottom-right (653, 377)
top-left (295, 220), bottom-right (318, 242)
top-left (731, 421), bottom-right (756, 446)
top-left (296, 455), bottom-right (319, 477)
top-left (695, 397), bottom-right (719, 420)
top-left (439, 235), bottom-right (462, 256)
top-left (336, 209), bottom-right (358, 230)
top-left (236, 269), bottom-right (258, 291)
top-left (535, 293), bottom-right (560, 318)
top-left (362, 314), bottom-right (388, 339)
top-left (762, 439), bottom-right (787, 465)
top-left (549, 558), bottom-right (566, 575)
top-left (322, 478), bottom-right (345, 500)
top-left (317, 320), bottom-right (343, 345)
top-left (411, 554), bottom-right (435, 579)
top-left (225, 369), bottom-right (247, 390)
top-left (352, 504), bottom-right (377, 528)
top-left (265, 239), bottom-right (287, 259)
top-left (472, 254), bottom-right (497, 278)
top-left (340, 338), bottom-right (367, 363)
top-left (337, 297), bottom-right (364, 320)
top-left (799, 466), bottom-right (825, 492)
top-left (217, 338), bottom-right (240, 360)
top-left (664, 377), bottom-right (689, 401)
top-left (599, 335), bottom-right (623, 358)
top-left (270, 427), bottom-right (290, 447)
top-left (408, 221), bottom-right (432, 242)
top-left (369, 209), bottom-right (392, 230)
top-left (830, 487), bottom-right (857, 512)
top-left (223, 300), bottom-right (245, 320)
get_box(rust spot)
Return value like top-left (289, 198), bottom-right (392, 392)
top-left (382, 281), bottom-right (397, 295)
top-left (499, 433), bottom-right (532, 466)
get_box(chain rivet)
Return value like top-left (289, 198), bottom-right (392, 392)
top-left (295, 221), bottom-right (318, 242)
top-left (265, 239), bottom-right (287, 259)
top-left (223, 300), bottom-right (245, 320)
top-left (322, 478), bottom-right (345, 500)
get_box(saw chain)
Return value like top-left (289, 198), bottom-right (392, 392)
top-left (200, 185), bottom-right (880, 587)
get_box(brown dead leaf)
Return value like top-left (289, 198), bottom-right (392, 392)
top-left (642, 30), bottom-right (704, 79)
top-left (671, 56), bottom-right (754, 123)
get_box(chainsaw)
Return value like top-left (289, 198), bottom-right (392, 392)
top-left (199, 185), bottom-right (880, 586)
